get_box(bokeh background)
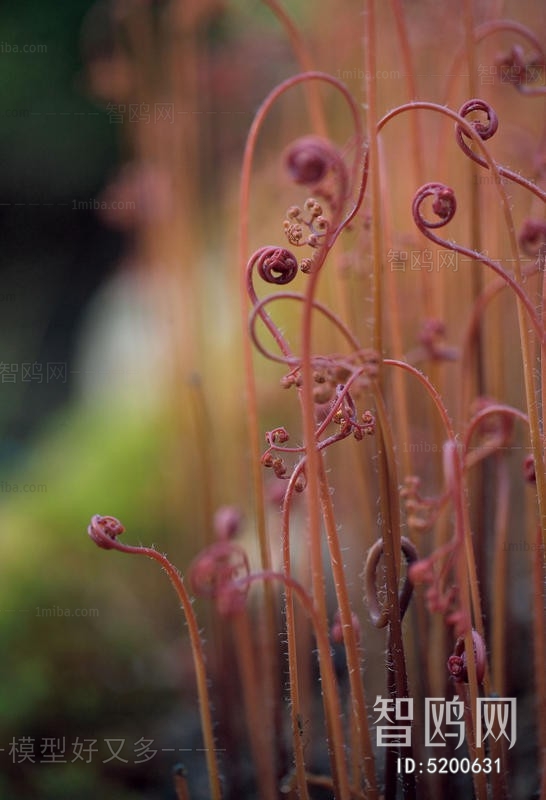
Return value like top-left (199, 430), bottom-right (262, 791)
top-left (0, 1), bottom-right (544, 798)
top-left (0, 2), bottom-right (314, 797)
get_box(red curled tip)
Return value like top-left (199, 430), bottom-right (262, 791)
top-left (447, 629), bottom-right (486, 684)
top-left (412, 183), bottom-right (457, 230)
top-left (88, 514), bottom-right (125, 550)
top-left (284, 136), bottom-right (337, 185)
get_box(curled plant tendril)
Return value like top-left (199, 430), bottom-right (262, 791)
top-left (412, 183), bottom-right (457, 230)
top-left (408, 318), bottom-right (459, 363)
top-left (409, 546), bottom-right (472, 636)
top-left (519, 218), bottom-right (546, 266)
top-left (412, 184), bottom-right (544, 342)
top-left (364, 536), bottom-right (418, 628)
top-left (262, 428), bottom-right (307, 491)
top-left (281, 350), bottom-right (379, 400)
top-left (280, 369), bottom-right (302, 390)
top-left (496, 44), bottom-right (546, 94)
top-left (256, 246), bottom-right (299, 285)
top-left (469, 396), bottom-right (514, 449)
top-left (246, 246), bottom-right (300, 360)
top-left (400, 476), bottom-right (441, 534)
top-left (496, 44), bottom-right (527, 87)
top-left (463, 399), bottom-right (531, 475)
top-left (262, 374), bottom-right (375, 490)
top-left (406, 445), bottom-right (467, 618)
top-left (86, 514), bottom-right (223, 799)
top-left (455, 99), bottom-right (499, 166)
top-left (88, 514), bottom-right (125, 549)
top-left (284, 135), bottom-right (340, 186)
top-left (248, 292), bottom-right (365, 368)
top-left (266, 426), bottom-right (291, 446)
top-left (447, 629), bottom-right (487, 684)
top-left (331, 384), bottom-right (376, 441)
top-left (313, 379), bottom-right (372, 454)
top-left (458, 98), bottom-right (499, 141)
top-left (189, 541), bottom-right (251, 616)
top-left (284, 135), bottom-right (351, 235)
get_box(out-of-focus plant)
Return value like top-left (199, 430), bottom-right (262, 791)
top-left (87, 2), bottom-right (546, 799)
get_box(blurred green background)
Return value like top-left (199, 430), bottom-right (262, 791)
top-left (0, 0), bottom-right (318, 795)
top-left (0, 1), bottom-right (243, 797)
top-left (0, 2), bottom-right (178, 798)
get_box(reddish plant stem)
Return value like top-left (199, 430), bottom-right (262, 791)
top-left (392, 105), bottom-right (546, 554)
top-left (463, 404), bottom-right (529, 456)
top-left (365, 535), bottom-right (417, 799)
top-left (491, 455), bottom-right (509, 696)
top-left (239, 80), bottom-right (364, 781)
top-left (173, 765), bottom-right (191, 800)
top-left (380, 210), bottom-right (415, 477)
top-left (281, 465), bottom-right (311, 800)
top-left (363, 7), bottom-right (409, 794)
top-left (296, 229), bottom-right (379, 791)
top-left (238, 75), bottom-right (353, 796)
top-left (372, 389), bottom-right (415, 800)
top-left (242, 69), bottom-right (371, 797)
top-left (240, 571), bottom-right (352, 799)
top-left (261, 0), bottom-right (327, 137)
top-left (461, 2), bottom-right (489, 649)
top-left (435, 17), bottom-right (546, 181)
top-left (298, 261), bottom-right (346, 791)
top-left (489, 455), bottom-right (511, 800)
top-left (380, 99), bottom-right (546, 203)
top-left (364, 0), bottom-right (383, 359)
top-left (317, 456), bottom-right (379, 797)
top-left (444, 442), bottom-right (487, 800)
top-left (533, 526), bottom-right (546, 800)
top-left (247, 290), bottom-right (362, 367)
top-left (93, 535), bottom-right (222, 800)
top-left (231, 611), bottom-right (277, 800)
top-left (384, 359), bottom-right (455, 439)
top-left (389, 0), bottom-right (440, 337)
top-left (411, 184), bottom-right (544, 343)
top-left (459, 255), bottom-right (543, 423)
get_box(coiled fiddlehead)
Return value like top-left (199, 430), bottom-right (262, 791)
top-left (455, 98), bottom-right (499, 165)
